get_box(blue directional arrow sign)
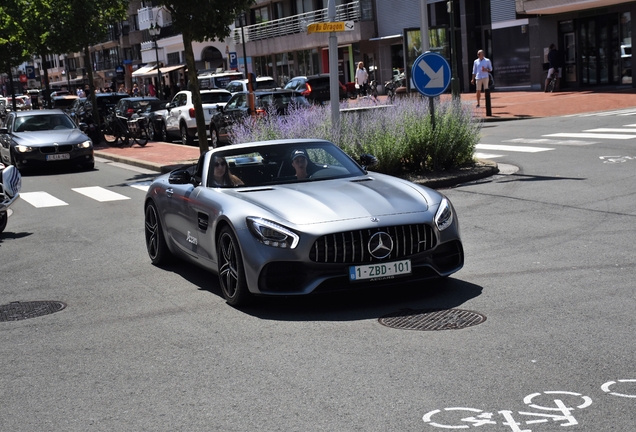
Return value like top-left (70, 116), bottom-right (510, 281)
top-left (411, 52), bottom-right (451, 97)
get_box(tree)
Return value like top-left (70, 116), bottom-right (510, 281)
top-left (0, 0), bottom-right (31, 109)
top-left (159, 0), bottom-right (254, 154)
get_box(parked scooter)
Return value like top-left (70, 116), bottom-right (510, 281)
top-left (0, 162), bottom-right (22, 234)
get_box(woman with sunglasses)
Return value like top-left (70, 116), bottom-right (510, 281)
top-left (211, 155), bottom-right (243, 187)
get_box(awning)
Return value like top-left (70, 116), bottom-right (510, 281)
top-left (132, 65), bottom-right (157, 77)
top-left (160, 64), bottom-right (186, 74)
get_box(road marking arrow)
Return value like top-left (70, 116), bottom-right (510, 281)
top-left (419, 60), bottom-right (445, 88)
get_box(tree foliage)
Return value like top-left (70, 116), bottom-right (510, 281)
top-left (159, 0), bottom-right (254, 153)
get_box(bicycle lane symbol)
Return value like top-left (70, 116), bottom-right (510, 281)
top-left (601, 379), bottom-right (636, 398)
top-left (599, 155), bottom-right (636, 163)
top-left (422, 391), bottom-right (593, 431)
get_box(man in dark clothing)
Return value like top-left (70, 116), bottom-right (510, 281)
top-left (545, 44), bottom-right (562, 91)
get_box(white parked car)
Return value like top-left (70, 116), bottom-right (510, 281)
top-left (224, 77), bottom-right (280, 94)
top-left (163, 90), bottom-right (232, 145)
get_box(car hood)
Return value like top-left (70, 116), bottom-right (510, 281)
top-left (13, 130), bottom-right (89, 146)
top-left (230, 175), bottom-right (435, 225)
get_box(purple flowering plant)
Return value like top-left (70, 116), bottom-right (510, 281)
top-left (228, 97), bottom-right (481, 175)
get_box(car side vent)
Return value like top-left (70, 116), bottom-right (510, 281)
top-left (197, 213), bottom-right (209, 231)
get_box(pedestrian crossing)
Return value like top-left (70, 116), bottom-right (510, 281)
top-left (563, 108), bottom-right (636, 117)
top-left (475, 121), bottom-right (636, 159)
top-left (19, 181), bottom-right (151, 209)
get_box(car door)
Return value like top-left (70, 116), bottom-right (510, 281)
top-left (0, 113), bottom-right (16, 165)
top-left (217, 94), bottom-right (246, 139)
top-left (165, 93), bottom-right (186, 132)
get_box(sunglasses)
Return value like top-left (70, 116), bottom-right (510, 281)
top-left (214, 161), bottom-right (227, 167)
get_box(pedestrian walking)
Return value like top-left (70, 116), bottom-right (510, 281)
top-left (471, 50), bottom-right (492, 108)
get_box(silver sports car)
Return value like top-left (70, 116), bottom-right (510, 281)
top-left (144, 139), bottom-right (463, 306)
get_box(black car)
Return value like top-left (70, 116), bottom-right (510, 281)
top-left (284, 75), bottom-right (347, 104)
top-left (0, 109), bottom-right (94, 171)
top-left (50, 95), bottom-right (79, 112)
top-left (208, 90), bottom-right (309, 147)
top-left (114, 96), bottom-right (160, 118)
top-left (138, 99), bottom-right (170, 141)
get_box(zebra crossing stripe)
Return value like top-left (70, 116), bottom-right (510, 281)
top-left (129, 181), bottom-right (151, 192)
top-left (544, 132), bottom-right (636, 140)
top-left (503, 138), bottom-right (596, 146)
top-left (474, 152), bottom-right (504, 159)
top-left (72, 186), bottom-right (131, 202)
top-left (19, 192), bottom-right (69, 208)
top-left (583, 128), bottom-right (636, 133)
top-left (476, 144), bottom-right (554, 153)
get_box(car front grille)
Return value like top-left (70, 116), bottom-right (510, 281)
top-left (309, 224), bottom-right (437, 264)
top-left (39, 145), bottom-right (73, 154)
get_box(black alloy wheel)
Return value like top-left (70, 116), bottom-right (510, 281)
top-left (160, 123), bottom-right (168, 142)
top-left (145, 202), bottom-right (170, 265)
top-left (147, 122), bottom-right (156, 141)
top-left (217, 226), bottom-right (250, 306)
top-left (181, 124), bottom-right (193, 146)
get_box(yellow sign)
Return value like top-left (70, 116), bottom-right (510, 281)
top-left (307, 21), bottom-right (354, 34)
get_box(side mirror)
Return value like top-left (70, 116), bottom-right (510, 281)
top-left (359, 154), bottom-right (378, 170)
top-left (78, 122), bottom-right (88, 132)
top-left (168, 169), bottom-right (193, 185)
top-left (0, 127), bottom-right (8, 135)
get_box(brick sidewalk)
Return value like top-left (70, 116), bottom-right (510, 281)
top-left (95, 87), bottom-right (636, 172)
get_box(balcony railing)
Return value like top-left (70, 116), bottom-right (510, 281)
top-left (137, 6), bottom-right (172, 31)
top-left (233, 1), bottom-right (360, 44)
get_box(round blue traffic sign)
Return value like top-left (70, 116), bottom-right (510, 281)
top-left (411, 52), bottom-right (451, 97)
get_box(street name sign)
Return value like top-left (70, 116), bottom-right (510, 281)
top-left (411, 52), bottom-right (451, 97)
top-left (307, 21), bottom-right (354, 34)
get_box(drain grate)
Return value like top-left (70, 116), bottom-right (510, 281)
top-left (379, 308), bottom-right (486, 331)
top-left (0, 301), bottom-right (67, 322)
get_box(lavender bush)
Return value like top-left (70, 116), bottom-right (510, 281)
top-left (228, 96), bottom-right (481, 175)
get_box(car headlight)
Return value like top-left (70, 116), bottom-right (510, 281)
top-left (434, 198), bottom-right (453, 231)
top-left (76, 140), bottom-right (92, 149)
top-left (16, 145), bottom-right (33, 153)
top-left (246, 217), bottom-right (299, 249)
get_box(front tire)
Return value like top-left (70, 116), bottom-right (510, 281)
top-left (135, 126), bottom-right (149, 146)
top-left (160, 123), bottom-right (168, 142)
top-left (145, 202), bottom-right (170, 265)
top-left (217, 226), bottom-right (250, 306)
top-left (210, 126), bottom-right (219, 148)
top-left (147, 122), bottom-right (156, 141)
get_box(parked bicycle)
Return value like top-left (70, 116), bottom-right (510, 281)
top-left (101, 108), bottom-right (149, 147)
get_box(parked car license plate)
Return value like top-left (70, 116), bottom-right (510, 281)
top-left (46, 153), bottom-right (70, 161)
top-left (349, 259), bottom-right (411, 281)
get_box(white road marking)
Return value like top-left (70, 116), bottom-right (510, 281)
top-left (19, 192), bottom-right (68, 208)
top-left (584, 128), bottom-right (636, 133)
top-left (564, 108), bottom-right (636, 117)
top-left (543, 132), bottom-right (636, 140)
top-left (129, 181), bottom-right (151, 192)
top-left (503, 138), bottom-right (597, 146)
top-left (476, 144), bottom-right (554, 153)
top-left (72, 186), bottom-right (131, 202)
top-left (474, 152), bottom-right (504, 159)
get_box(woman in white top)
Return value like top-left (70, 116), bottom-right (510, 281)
top-left (355, 62), bottom-right (369, 96)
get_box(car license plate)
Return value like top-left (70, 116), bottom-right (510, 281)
top-left (208, 109), bottom-right (215, 115)
top-left (46, 153), bottom-right (70, 161)
top-left (349, 259), bottom-right (411, 282)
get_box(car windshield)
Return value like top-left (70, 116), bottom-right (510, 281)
top-left (201, 92), bottom-right (232, 104)
top-left (14, 114), bottom-right (76, 132)
top-left (206, 142), bottom-right (365, 188)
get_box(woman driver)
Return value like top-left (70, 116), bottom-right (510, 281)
top-left (211, 155), bottom-right (243, 187)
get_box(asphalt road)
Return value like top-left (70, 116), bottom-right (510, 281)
top-left (1, 111), bottom-right (635, 431)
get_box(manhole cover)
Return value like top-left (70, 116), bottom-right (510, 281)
top-left (379, 308), bottom-right (486, 331)
top-left (0, 301), bottom-right (66, 322)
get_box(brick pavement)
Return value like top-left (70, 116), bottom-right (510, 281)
top-left (94, 87), bottom-right (636, 173)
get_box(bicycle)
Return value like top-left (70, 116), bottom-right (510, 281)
top-left (101, 108), bottom-right (149, 147)
top-left (384, 79), bottom-right (398, 103)
top-left (546, 69), bottom-right (559, 93)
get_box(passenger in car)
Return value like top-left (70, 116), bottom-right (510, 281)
top-left (291, 149), bottom-right (309, 179)
top-left (211, 155), bottom-right (243, 187)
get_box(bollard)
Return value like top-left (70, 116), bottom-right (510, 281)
top-left (485, 89), bottom-right (492, 116)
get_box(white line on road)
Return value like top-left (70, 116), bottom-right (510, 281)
top-left (503, 138), bottom-right (597, 146)
top-left (543, 132), bottom-right (636, 140)
top-left (476, 144), bottom-right (554, 153)
top-left (583, 128), bottom-right (636, 133)
top-left (72, 187), bottom-right (131, 202)
top-left (129, 181), bottom-right (151, 192)
top-left (474, 152), bottom-right (504, 159)
top-left (19, 192), bottom-right (69, 208)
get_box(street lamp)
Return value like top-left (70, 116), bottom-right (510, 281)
top-left (447, 0), bottom-right (460, 100)
top-left (148, 22), bottom-right (163, 99)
